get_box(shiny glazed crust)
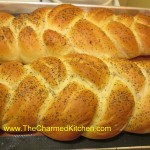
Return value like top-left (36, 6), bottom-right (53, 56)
top-left (0, 4), bottom-right (150, 64)
top-left (0, 54), bottom-right (150, 141)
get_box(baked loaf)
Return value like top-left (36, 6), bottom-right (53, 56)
top-left (0, 4), bottom-right (150, 64)
top-left (0, 54), bottom-right (149, 141)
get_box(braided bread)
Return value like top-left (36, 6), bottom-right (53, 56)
top-left (0, 4), bottom-right (150, 64)
top-left (0, 53), bottom-right (149, 141)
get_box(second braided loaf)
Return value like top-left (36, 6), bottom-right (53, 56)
top-left (0, 53), bottom-right (149, 141)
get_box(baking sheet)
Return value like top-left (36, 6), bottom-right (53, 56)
top-left (0, 1), bottom-right (150, 149)
top-left (0, 132), bottom-right (150, 150)
top-left (0, 1), bottom-right (150, 15)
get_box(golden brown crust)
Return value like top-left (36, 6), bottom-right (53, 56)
top-left (125, 94), bottom-right (150, 133)
top-left (125, 59), bottom-right (150, 133)
top-left (12, 14), bottom-right (29, 31)
top-left (106, 21), bottom-right (140, 58)
top-left (83, 81), bottom-right (134, 139)
top-left (0, 54), bottom-right (150, 140)
top-left (87, 8), bottom-right (113, 25)
top-left (134, 23), bottom-right (150, 55)
top-left (0, 12), bottom-right (14, 27)
top-left (19, 26), bottom-right (46, 63)
top-left (136, 13), bottom-right (150, 26)
top-left (0, 84), bottom-right (8, 127)
top-left (31, 57), bottom-right (66, 87)
top-left (0, 4), bottom-right (150, 141)
top-left (0, 61), bottom-right (24, 85)
top-left (115, 14), bottom-right (134, 27)
top-left (105, 58), bottom-right (145, 94)
top-left (0, 4), bottom-right (150, 63)
top-left (40, 83), bottom-right (97, 141)
top-left (43, 29), bottom-right (70, 55)
top-left (2, 76), bottom-right (48, 131)
top-left (48, 4), bottom-right (83, 31)
top-left (0, 27), bottom-right (17, 62)
top-left (66, 53), bottom-right (109, 89)
top-left (69, 19), bottom-right (119, 58)
top-left (29, 7), bottom-right (51, 28)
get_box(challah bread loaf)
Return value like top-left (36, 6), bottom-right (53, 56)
top-left (0, 4), bottom-right (150, 64)
top-left (0, 54), bottom-right (149, 141)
